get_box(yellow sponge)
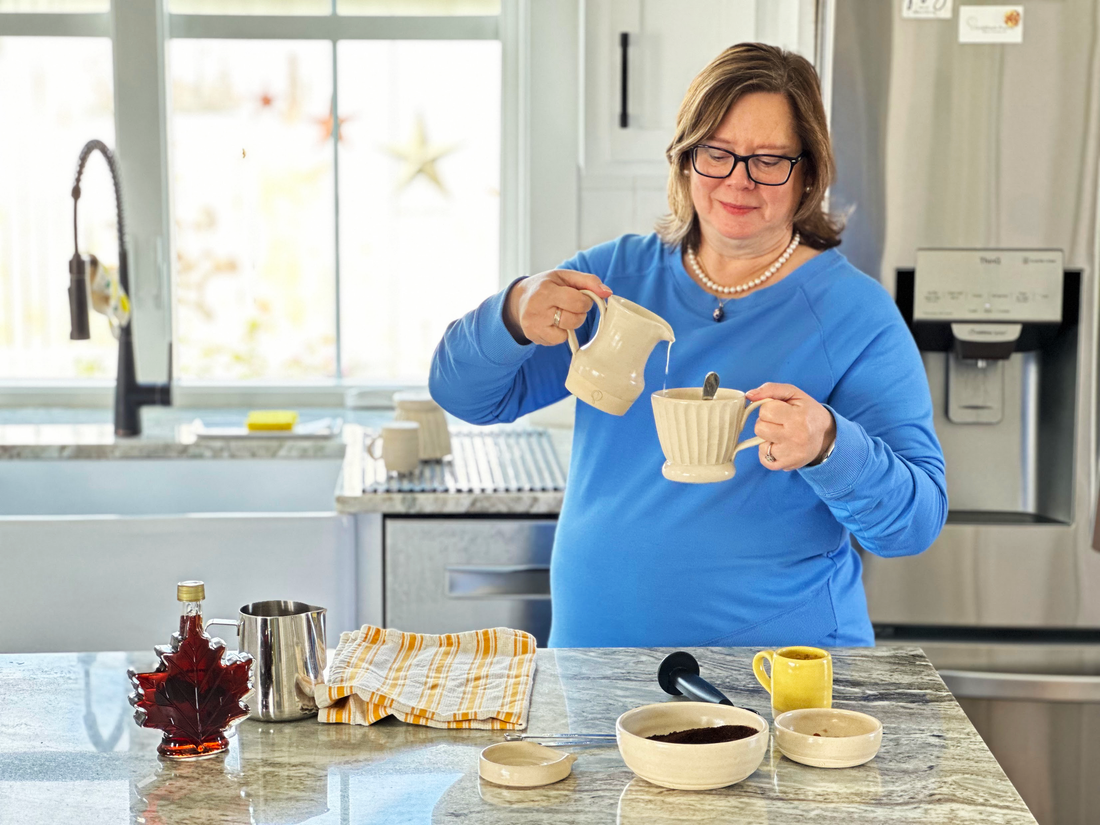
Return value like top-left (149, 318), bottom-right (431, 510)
top-left (246, 410), bottom-right (299, 431)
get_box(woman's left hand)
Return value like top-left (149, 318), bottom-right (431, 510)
top-left (745, 383), bottom-right (836, 471)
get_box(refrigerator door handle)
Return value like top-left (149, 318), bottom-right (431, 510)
top-left (940, 669), bottom-right (1100, 703)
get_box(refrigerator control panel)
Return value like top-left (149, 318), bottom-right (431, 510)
top-left (913, 249), bottom-right (1064, 323)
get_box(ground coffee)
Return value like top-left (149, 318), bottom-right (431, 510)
top-left (646, 724), bottom-right (758, 745)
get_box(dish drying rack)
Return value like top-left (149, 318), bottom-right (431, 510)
top-left (361, 428), bottom-right (566, 494)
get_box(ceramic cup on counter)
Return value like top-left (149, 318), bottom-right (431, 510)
top-left (565, 290), bottom-right (675, 416)
top-left (752, 645), bottom-right (833, 718)
top-left (651, 388), bottom-right (772, 483)
top-left (392, 390), bottom-right (451, 460)
top-left (366, 420), bottom-right (420, 474)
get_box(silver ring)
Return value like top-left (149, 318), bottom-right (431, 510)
top-left (765, 443), bottom-right (777, 463)
top-left (553, 308), bottom-right (562, 328)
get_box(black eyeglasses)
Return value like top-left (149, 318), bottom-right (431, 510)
top-left (689, 144), bottom-right (804, 186)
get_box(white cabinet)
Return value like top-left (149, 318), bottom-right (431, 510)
top-left (583, 0), bottom-right (757, 178)
top-left (577, 0), bottom-right (817, 248)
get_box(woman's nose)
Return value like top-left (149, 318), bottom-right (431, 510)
top-left (725, 160), bottom-right (755, 189)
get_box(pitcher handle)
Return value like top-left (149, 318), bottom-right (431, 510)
top-left (733, 398), bottom-right (774, 454)
top-left (205, 618), bottom-right (241, 639)
top-left (567, 289), bottom-right (608, 355)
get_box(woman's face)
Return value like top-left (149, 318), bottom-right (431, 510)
top-left (690, 91), bottom-right (805, 246)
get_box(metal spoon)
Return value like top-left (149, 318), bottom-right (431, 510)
top-left (503, 732), bottom-right (617, 748)
top-left (702, 371), bottom-right (720, 400)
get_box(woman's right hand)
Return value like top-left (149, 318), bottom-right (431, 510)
top-left (504, 270), bottom-right (613, 346)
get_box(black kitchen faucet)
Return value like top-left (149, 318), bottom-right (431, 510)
top-left (68, 139), bottom-right (171, 437)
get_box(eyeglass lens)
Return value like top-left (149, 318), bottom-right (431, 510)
top-left (692, 147), bottom-right (795, 185)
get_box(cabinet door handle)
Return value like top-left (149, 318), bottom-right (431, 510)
top-left (619, 32), bottom-right (630, 128)
top-left (446, 565), bottom-right (551, 599)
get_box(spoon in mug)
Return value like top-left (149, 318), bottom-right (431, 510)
top-left (702, 371), bottom-right (720, 400)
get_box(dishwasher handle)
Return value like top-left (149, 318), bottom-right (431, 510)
top-left (446, 565), bottom-right (551, 600)
top-left (939, 669), bottom-right (1100, 703)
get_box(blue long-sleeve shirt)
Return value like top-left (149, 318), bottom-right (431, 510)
top-left (431, 234), bottom-right (947, 647)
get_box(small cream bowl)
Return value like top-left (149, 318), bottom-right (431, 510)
top-left (616, 702), bottom-right (769, 790)
top-left (773, 707), bottom-right (883, 768)
top-left (478, 742), bottom-right (577, 788)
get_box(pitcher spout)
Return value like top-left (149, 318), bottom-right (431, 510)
top-left (658, 319), bottom-right (675, 344)
top-left (616, 297), bottom-right (675, 346)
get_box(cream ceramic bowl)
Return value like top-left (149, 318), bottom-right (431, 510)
top-left (773, 707), bottom-right (883, 768)
top-left (616, 702), bottom-right (769, 790)
top-left (478, 742), bottom-right (577, 788)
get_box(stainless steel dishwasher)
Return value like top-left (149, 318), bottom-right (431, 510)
top-left (384, 517), bottom-right (556, 646)
top-left (876, 634), bottom-right (1100, 825)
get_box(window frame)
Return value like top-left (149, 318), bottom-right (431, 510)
top-left (0, 0), bottom-right (533, 408)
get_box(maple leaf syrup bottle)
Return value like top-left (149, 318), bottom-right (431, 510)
top-left (128, 581), bottom-right (253, 760)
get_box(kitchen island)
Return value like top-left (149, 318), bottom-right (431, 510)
top-left (0, 645), bottom-right (1035, 824)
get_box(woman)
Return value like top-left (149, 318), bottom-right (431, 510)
top-left (430, 43), bottom-right (946, 648)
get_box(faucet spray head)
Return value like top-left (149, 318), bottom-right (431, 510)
top-left (68, 252), bottom-right (90, 340)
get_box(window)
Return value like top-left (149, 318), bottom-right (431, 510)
top-left (0, 35), bottom-right (117, 379)
top-left (0, 2), bottom-right (503, 389)
top-left (335, 40), bottom-right (500, 382)
top-left (169, 39), bottom-right (337, 380)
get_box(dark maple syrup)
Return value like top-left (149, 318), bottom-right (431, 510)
top-left (128, 581), bottom-right (253, 760)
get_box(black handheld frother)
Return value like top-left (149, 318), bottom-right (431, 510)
top-left (657, 651), bottom-right (734, 705)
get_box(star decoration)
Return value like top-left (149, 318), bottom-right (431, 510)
top-left (385, 116), bottom-right (458, 194)
top-left (259, 91), bottom-right (274, 108)
top-left (315, 103), bottom-right (351, 144)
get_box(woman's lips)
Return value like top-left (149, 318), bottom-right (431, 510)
top-left (719, 201), bottom-right (756, 216)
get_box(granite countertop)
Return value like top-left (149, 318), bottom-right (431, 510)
top-left (0, 407), bottom-right (354, 460)
top-left (0, 412), bottom-right (571, 516)
top-left (0, 646), bottom-right (1035, 824)
top-left (335, 423), bottom-right (568, 516)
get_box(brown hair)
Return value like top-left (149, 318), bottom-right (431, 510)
top-left (656, 42), bottom-right (843, 251)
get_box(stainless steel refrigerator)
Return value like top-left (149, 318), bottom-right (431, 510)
top-left (826, 2), bottom-right (1100, 824)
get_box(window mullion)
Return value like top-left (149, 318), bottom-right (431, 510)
top-left (111, 0), bottom-right (173, 385)
top-left (332, 39), bottom-right (342, 380)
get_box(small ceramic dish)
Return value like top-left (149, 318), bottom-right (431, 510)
top-left (773, 707), bottom-right (883, 768)
top-left (478, 742), bottom-right (577, 788)
top-left (616, 702), bottom-right (769, 790)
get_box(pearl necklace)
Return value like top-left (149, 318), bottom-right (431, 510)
top-left (687, 231), bottom-right (801, 307)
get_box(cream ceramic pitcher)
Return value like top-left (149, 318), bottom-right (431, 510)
top-left (565, 290), bottom-right (675, 415)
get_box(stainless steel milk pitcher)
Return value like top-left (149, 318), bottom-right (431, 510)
top-left (207, 600), bottom-right (327, 722)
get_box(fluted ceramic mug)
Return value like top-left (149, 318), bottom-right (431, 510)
top-left (651, 387), bottom-right (771, 483)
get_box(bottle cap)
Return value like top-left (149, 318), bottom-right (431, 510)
top-left (177, 581), bottom-right (205, 602)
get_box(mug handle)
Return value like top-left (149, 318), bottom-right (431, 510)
top-left (365, 434), bottom-right (384, 460)
top-left (733, 398), bottom-right (774, 454)
top-left (752, 650), bottom-right (775, 695)
top-left (567, 289), bottom-right (608, 355)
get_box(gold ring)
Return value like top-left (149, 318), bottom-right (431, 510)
top-left (765, 443), bottom-right (777, 463)
top-left (553, 308), bottom-right (562, 328)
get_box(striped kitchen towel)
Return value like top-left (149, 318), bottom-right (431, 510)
top-left (315, 625), bottom-right (538, 730)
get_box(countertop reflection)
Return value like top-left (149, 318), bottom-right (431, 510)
top-left (0, 646), bottom-right (1035, 824)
